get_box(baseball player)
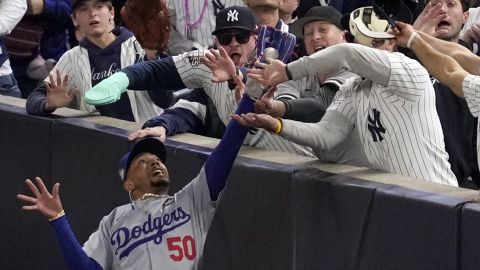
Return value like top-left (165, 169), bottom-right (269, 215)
top-left (17, 74), bottom-right (254, 269)
top-left (25, 0), bottom-right (167, 123)
top-left (393, 21), bottom-right (480, 174)
top-left (85, 6), bottom-right (315, 157)
top-left (236, 7), bottom-right (458, 186)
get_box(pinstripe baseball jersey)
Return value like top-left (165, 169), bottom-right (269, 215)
top-left (165, 0), bottom-right (246, 51)
top-left (462, 74), bottom-right (480, 170)
top-left (44, 35), bottom-right (162, 123)
top-left (286, 43), bottom-right (457, 186)
top-left (172, 49), bottom-right (314, 157)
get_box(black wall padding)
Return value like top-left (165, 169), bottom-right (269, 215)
top-left (460, 203), bottom-right (480, 270)
top-left (2, 102), bottom-right (480, 270)
top-left (203, 160), bottom-right (299, 270)
top-left (292, 167), bottom-right (469, 270)
top-left (0, 103), bottom-right (59, 269)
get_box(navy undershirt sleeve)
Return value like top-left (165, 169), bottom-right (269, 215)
top-left (51, 216), bottom-right (103, 270)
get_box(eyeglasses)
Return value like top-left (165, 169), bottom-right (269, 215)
top-left (216, 30), bottom-right (253, 46)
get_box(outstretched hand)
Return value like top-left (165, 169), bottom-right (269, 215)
top-left (45, 70), bottom-right (78, 111)
top-left (231, 112), bottom-right (279, 133)
top-left (17, 177), bottom-right (64, 220)
top-left (412, 2), bottom-right (448, 38)
top-left (201, 47), bottom-right (237, 83)
top-left (128, 126), bottom-right (167, 142)
top-left (393, 21), bottom-right (416, 48)
top-left (248, 58), bottom-right (289, 87)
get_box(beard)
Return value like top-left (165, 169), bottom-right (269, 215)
top-left (150, 178), bottom-right (169, 188)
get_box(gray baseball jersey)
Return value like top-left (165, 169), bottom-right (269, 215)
top-left (83, 167), bottom-right (214, 269)
top-left (285, 43), bottom-right (457, 186)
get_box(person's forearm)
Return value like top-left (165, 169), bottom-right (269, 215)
top-left (410, 34), bottom-right (467, 98)
top-left (283, 84), bottom-right (337, 122)
top-left (122, 57), bottom-right (187, 91)
top-left (0, 0), bottom-right (27, 35)
top-left (142, 107), bottom-right (204, 136)
top-left (204, 95), bottom-right (252, 201)
top-left (281, 111), bottom-right (353, 152)
top-left (51, 216), bottom-right (103, 270)
top-left (418, 31), bottom-right (480, 75)
top-left (288, 43), bottom-right (391, 86)
top-left (26, 84), bottom-right (55, 116)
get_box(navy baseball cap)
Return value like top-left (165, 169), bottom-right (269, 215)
top-left (72, 0), bottom-right (111, 10)
top-left (289, 6), bottom-right (343, 39)
top-left (212, 6), bottom-right (256, 35)
top-left (119, 138), bottom-right (166, 181)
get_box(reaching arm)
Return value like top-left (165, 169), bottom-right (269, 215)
top-left (204, 76), bottom-right (253, 201)
top-left (282, 83), bottom-right (338, 122)
top-left (250, 43), bottom-right (391, 87)
top-left (123, 57), bottom-right (187, 90)
top-left (417, 31), bottom-right (480, 76)
top-left (288, 43), bottom-right (391, 86)
top-left (409, 33), bottom-right (468, 98)
top-left (51, 216), bottom-right (103, 270)
top-left (16, 178), bottom-right (102, 270)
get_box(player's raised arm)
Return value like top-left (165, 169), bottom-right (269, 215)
top-left (204, 74), bottom-right (253, 201)
top-left (17, 177), bottom-right (102, 270)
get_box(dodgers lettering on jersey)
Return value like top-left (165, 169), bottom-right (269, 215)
top-left (111, 206), bottom-right (191, 259)
top-left (83, 168), bottom-right (215, 269)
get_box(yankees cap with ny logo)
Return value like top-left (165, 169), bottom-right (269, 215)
top-left (212, 6), bottom-right (257, 35)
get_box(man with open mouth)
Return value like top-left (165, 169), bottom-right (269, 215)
top-left (413, 0), bottom-right (480, 188)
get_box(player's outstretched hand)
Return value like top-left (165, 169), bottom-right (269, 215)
top-left (231, 112), bottom-right (279, 133)
top-left (128, 126), bottom-right (167, 142)
top-left (233, 74), bottom-right (245, 103)
top-left (393, 21), bottom-right (416, 48)
top-left (201, 47), bottom-right (237, 83)
top-left (248, 58), bottom-right (289, 86)
top-left (17, 177), bottom-right (64, 220)
top-left (412, 2), bottom-right (448, 38)
top-left (254, 86), bottom-right (284, 117)
top-left (45, 70), bottom-right (79, 111)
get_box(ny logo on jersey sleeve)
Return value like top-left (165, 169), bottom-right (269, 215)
top-left (367, 108), bottom-right (386, 142)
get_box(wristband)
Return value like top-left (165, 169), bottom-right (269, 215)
top-left (407, 32), bottom-right (418, 49)
top-left (48, 210), bottom-right (65, 222)
top-left (285, 65), bottom-right (293, 80)
top-left (273, 117), bottom-right (283, 134)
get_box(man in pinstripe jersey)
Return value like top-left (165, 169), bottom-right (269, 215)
top-left (25, 0), bottom-right (167, 123)
top-left (235, 7), bottom-right (457, 186)
top-left (87, 6), bottom-right (315, 157)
